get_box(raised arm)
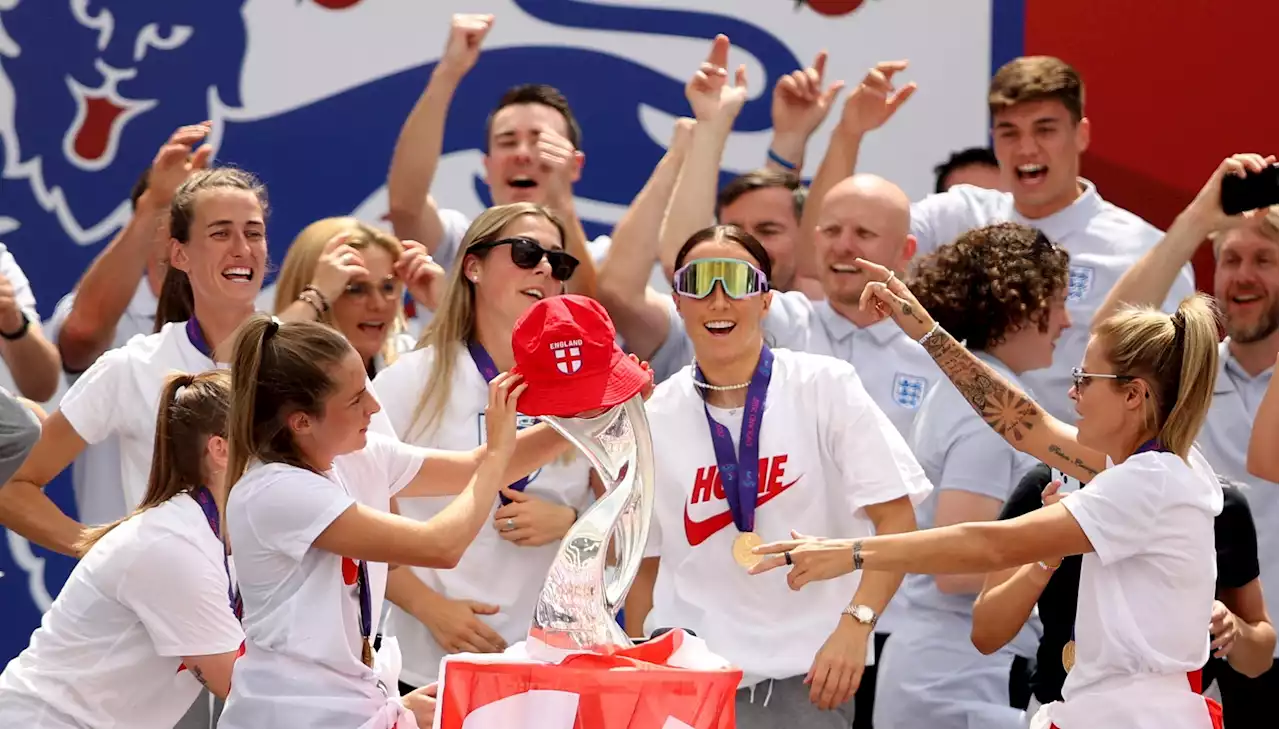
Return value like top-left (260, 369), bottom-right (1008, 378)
top-left (656, 34), bottom-right (748, 278)
top-left (762, 50), bottom-right (844, 176)
top-left (1248, 364), bottom-right (1278, 481)
top-left (313, 373), bottom-right (524, 568)
top-left (1093, 154), bottom-right (1277, 329)
top-left (59, 124), bottom-right (211, 372)
top-left (386, 14), bottom-right (492, 254)
top-left (791, 62), bottom-right (916, 286)
top-left (856, 257), bottom-right (1106, 483)
top-left (596, 119), bottom-right (693, 361)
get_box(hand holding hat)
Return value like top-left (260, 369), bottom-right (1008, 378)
top-left (510, 295), bottom-right (652, 417)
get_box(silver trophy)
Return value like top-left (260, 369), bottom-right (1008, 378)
top-left (528, 394), bottom-right (655, 654)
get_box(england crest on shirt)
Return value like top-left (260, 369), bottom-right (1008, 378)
top-left (892, 373), bottom-right (928, 409)
top-left (1068, 265), bottom-right (1096, 302)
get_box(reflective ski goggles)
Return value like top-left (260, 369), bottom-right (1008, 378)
top-left (467, 236), bottom-right (581, 282)
top-left (673, 257), bottom-right (770, 300)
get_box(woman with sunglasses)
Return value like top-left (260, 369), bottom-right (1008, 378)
top-left (752, 257), bottom-right (1227, 729)
top-left (373, 202), bottom-right (601, 696)
top-left (273, 217), bottom-right (445, 378)
top-left (624, 224), bottom-right (930, 728)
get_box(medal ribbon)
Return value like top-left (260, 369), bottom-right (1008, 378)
top-left (185, 318), bottom-right (214, 359)
top-left (356, 559), bottom-right (374, 668)
top-left (192, 486), bottom-right (242, 621)
top-left (695, 345), bottom-right (774, 534)
top-left (467, 340), bottom-right (532, 505)
top-left (1066, 437), bottom-right (1170, 668)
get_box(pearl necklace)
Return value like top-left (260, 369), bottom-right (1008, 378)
top-left (690, 359), bottom-right (751, 391)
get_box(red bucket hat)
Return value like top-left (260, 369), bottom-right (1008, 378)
top-left (511, 295), bottom-right (649, 417)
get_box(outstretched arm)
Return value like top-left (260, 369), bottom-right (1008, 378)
top-left (854, 258), bottom-right (1106, 483)
top-left (1248, 368), bottom-right (1278, 481)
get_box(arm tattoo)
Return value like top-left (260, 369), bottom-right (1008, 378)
top-left (1048, 444), bottom-right (1101, 477)
top-left (189, 665), bottom-right (208, 688)
top-left (922, 331), bottom-right (1040, 442)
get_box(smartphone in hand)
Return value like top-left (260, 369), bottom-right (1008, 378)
top-left (1222, 163), bottom-right (1279, 215)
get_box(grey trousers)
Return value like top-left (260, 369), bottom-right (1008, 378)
top-left (173, 690), bottom-right (224, 729)
top-left (735, 676), bottom-right (856, 729)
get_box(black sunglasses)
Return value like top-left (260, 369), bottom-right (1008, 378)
top-left (467, 236), bottom-right (580, 282)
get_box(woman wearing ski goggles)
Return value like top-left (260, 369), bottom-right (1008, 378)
top-left (626, 224), bottom-right (929, 726)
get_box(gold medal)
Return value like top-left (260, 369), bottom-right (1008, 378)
top-left (1061, 639), bottom-right (1076, 672)
top-left (732, 532), bottom-right (763, 568)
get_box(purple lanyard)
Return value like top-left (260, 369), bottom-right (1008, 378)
top-left (185, 318), bottom-right (213, 358)
top-left (694, 345), bottom-right (774, 534)
top-left (467, 340), bottom-right (530, 505)
top-left (356, 559), bottom-right (372, 659)
top-left (192, 486), bottom-right (242, 621)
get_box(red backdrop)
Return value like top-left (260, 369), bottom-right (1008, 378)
top-left (1025, 0), bottom-right (1280, 291)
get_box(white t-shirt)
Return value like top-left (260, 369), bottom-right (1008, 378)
top-left (1047, 451), bottom-right (1222, 729)
top-left (909, 180), bottom-right (1196, 424)
top-left (373, 344), bottom-right (594, 687)
top-left (1196, 339), bottom-right (1277, 657)
top-left (218, 433), bottom-right (426, 729)
top-left (651, 291), bottom-right (940, 436)
top-left (641, 348), bottom-right (932, 686)
top-left (45, 277), bottom-right (159, 525)
top-left (0, 494), bottom-right (244, 729)
top-left (0, 242), bottom-right (42, 397)
top-left (58, 321), bottom-right (217, 510)
top-left (890, 352), bottom-right (1040, 652)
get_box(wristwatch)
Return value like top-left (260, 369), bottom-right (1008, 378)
top-left (842, 604), bottom-right (878, 628)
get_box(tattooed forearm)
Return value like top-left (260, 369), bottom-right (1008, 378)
top-left (1047, 444), bottom-right (1101, 478)
top-left (921, 330), bottom-right (1043, 443)
top-left (189, 665), bottom-right (208, 688)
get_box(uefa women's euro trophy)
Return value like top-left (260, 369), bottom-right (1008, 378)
top-left (507, 295), bottom-right (656, 660)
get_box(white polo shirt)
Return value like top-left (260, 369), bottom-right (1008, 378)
top-left (372, 344), bottom-right (594, 687)
top-left (219, 433), bottom-right (426, 729)
top-left (909, 180), bottom-right (1196, 424)
top-left (0, 243), bottom-right (42, 397)
top-left (891, 352), bottom-right (1041, 652)
top-left (1045, 451), bottom-right (1221, 729)
top-left (45, 278), bottom-right (158, 525)
top-left (641, 348), bottom-right (932, 687)
top-left (650, 291), bottom-right (940, 437)
top-left (1196, 339), bottom-right (1277, 657)
top-left (58, 321), bottom-right (217, 510)
top-left (0, 494), bottom-right (244, 729)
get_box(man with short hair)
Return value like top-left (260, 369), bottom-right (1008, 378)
top-left (1095, 154), bottom-right (1279, 727)
top-left (933, 147), bottom-right (1001, 193)
top-left (387, 14), bottom-right (598, 295)
top-left (711, 170), bottom-right (807, 293)
top-left (795, 55), bottom-right (1196, 424)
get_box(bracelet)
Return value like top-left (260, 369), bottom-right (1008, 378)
top-left (301, 284), bottom-right (331, 314)
top-left (0, 312), bottom-right (30, 341)
top-left (296, 290), bottom-right (326, 319)
top-left (917, 321), bottom-right (941, 346)
top-left (767, 148), bottom-right (798, 171)
top-left (1036, 560), bottom-right (1059, 573)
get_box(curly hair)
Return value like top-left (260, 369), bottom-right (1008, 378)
top-left (908, 222), bottom-right (1069, 351)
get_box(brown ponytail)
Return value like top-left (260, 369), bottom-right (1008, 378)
top-left (153, 265), bottom-right (195, 333)
top-left (227, 314), bottom-right (354, 486)
top-left (77, 370), bottom-right (231, 553)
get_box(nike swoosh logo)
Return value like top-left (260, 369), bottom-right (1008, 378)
top-left (683, 477), bottom-right (801, 547)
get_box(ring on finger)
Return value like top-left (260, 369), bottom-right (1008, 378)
top-left (503, 517), bottom-right (516, 532)
top-left (884, 271), bottom-right (896, 285)
top-left (784, 551), bottom-right (793, 566)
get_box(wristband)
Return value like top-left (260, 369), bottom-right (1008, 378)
top-left (0, 312), bottom-right (30, 341)
top-left (918, 321), bottom-right (941, 346)
top-left (297, 290), bottom-right (326, 319)
top-left (302, 284), bottom-right (331, 314)
top-left (767, 148), bottom-right (798, 171)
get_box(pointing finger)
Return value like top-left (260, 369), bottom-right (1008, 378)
top-left (706, 34), bottom-right (730, 69)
